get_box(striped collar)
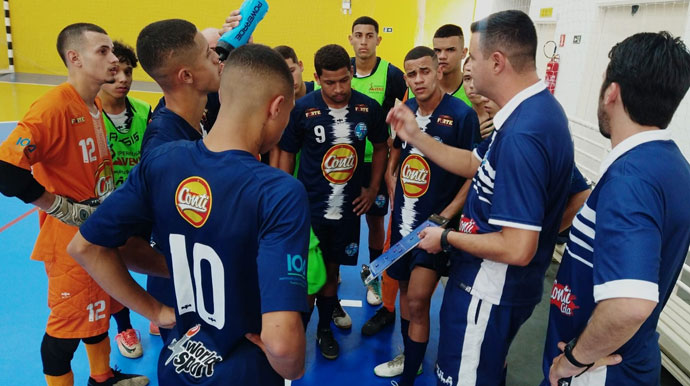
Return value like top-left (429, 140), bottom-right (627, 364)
top-left (599, 129), bottom-right (671, 177)
top-left (493, 81), bottom-right (546, 131)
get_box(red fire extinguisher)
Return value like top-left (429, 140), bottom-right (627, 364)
top-left (545, 55), bottom-right (559, 94)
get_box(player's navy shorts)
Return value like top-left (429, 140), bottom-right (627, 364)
top-left (387, 248), bottom-right (443, 281)
top-left (435, 280), bottom-right (536, 386)
top-left (361, 162), bottom-right (388, 217)
top-left (311, 217), bottom-right (360, 266)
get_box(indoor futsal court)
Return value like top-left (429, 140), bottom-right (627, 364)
top-left (2, 0), bottom-right (690, 385)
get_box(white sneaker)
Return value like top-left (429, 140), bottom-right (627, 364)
top-left (374, 353), bottom-right (405, 377)
top-left (332, 301), bottom-right (352, 329)
top-left (366, 278), bottom-right (382, 306)
top-left (374, 353), bottom-right (423, 378)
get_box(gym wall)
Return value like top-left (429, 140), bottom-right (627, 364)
top-left (6, 0), bottom-right (476, 82)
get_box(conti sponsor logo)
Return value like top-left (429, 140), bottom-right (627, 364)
top-left (175, 177), bottom-right (212, 228)
top-left (322, 144), bottom-right (357, 184)
top-left (400, 154), bottom-right (430, 198)
top-left (94, 160), bottom-right (115, 200)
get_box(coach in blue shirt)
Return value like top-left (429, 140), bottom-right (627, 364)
top-left (389, 10), bottom-right (573, 385)
top-left (545, 32), bottom-right (690, 386)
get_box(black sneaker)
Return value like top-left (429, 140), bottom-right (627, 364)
top-left (87, 368), bottom-right (149, 386)
top-left (316, 327), bottom-right (339, 360)
top-left (331, 301), bottom-right (352, 329)
top-left (361, 307), bottom-right (396, 336)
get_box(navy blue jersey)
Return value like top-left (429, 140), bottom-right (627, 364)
top-left (304, 81), bottom-right (315, 94)
top-left (141, 107), bottom-right (202, 157)
top-left (140, 106), bottom-right (204, 310)
top-left (279, 89), bottom-right (388, 222)
top-left (453, 82), bottom-right (573, 306)
top-left (153, 92), bottom-right (220, 134)
top-left (542, 131), bottom-right (690, 385)
top-left (391, 94), bottom-right (477, 243)
top-left (81, 140), bottom-right (310, 385)
top-left (570, 165), bottom-right (589, 195)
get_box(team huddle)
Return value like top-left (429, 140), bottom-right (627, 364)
top-left (1, 6), bottom-right (690, 386)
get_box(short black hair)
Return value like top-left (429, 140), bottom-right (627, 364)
top-left (470, 10), bottom-right (537, 73)
top-left (136, 19), bottom-right (197, 81)
top-left (225, 44), bottom-right (293, 96)
top-left (434, 24), bottom-right (464, 40)
top-left (603, 31), bottom-right (690, 129)
top-left (404, 46), bottom-right (437, 64)
top-left (314, 44), bottom-right (350, 76)
top-left (352, 16), bottom-right (379, 34)
top-left (274, 45), bottom-right (298, 63)
top-left (113, 41), bottom-right (137, 68)
top-left (56, 23), bottom-right (107, 66)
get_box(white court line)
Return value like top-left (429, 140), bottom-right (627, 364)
top-left (0, 80), bottom-right (163, 94)
top-left (339, 299), bottom-right (362, 307)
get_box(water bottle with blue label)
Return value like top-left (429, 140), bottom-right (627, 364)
top-left (215, 0), bottom-right (269, 61)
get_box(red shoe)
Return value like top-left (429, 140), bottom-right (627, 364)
top-left (149, 321), bottom-right (160, 336)
top-left (114, 329), bottom-right (143, 359)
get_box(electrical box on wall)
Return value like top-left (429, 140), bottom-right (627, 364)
top-left (383, 27), bottom-right (393, 33)
top-left (342, 0), bottom-right (351, 14)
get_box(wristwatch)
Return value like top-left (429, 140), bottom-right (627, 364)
top-left (440, 228), bottom-right (453, 253)
top-left (564, 338), bottom-right (594, 377)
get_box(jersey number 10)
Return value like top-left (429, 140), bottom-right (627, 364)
top-left (169, 234), bottom-right (226, 330)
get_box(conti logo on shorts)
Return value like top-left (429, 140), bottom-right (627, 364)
top-left (175, 177), bottom-right (212, 228)
top-left (400, 154), bottom-right (430, 198)
top-left (322, 144), bottom-right (357, 184)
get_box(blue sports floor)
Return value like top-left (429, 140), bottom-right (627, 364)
top-left (1, 121), bottom-right (682, 386)
top-left (0, 120), bottom-right (444, 386)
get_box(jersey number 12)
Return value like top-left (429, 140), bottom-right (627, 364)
top-left (169, 233), bottom-right (226, 330)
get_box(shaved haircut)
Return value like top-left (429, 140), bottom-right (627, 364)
top-left (221, 44), bottom-right (294, 104)
top-left (136, 19), bottom-right (199, 84)
top-left (56, 23), bottom-right (107, 66)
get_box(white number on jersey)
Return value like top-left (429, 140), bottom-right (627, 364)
top-left (169, 233), bottom-right (226, 330)
top-left (78, 138), bottom-right (97, 163)
top-left (314, 125), bottom-right (326, 143)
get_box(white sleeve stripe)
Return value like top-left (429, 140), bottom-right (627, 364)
top-left (593, 280), bottom-right (659, 303)
top-left (472, 149), bottom-right (482, 161)
top-left (488, 219), bottom-right (541, 231)
top-left (579, 203), bottom-right (596, 224)
top-left (572, 216), bottom-right (595, 239)
top-left (569, 234), bottom-right (594, 253)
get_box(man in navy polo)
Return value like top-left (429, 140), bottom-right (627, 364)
top-left (389, 10), bottom-right (573, 385)
top-left (545, 31), bottom-right (690, 386)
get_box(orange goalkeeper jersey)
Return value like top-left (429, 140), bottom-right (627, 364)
top-left (0, 82), bottom-right (115, 262)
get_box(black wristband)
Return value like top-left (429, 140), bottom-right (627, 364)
top-left (564, 338), bottom-right (594, 376)
top-left (440, 228), bottom-right (453, 253)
